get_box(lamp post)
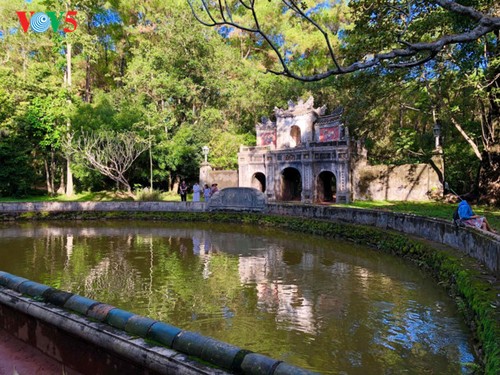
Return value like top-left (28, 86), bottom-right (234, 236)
top-left (433, 122), bottom-right (441, 150)
top-left (432, 121), bottom-right (445, 196)
top-left (202, 145), bottom-right (209, 163)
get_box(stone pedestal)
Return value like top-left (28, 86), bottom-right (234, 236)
top-left (431, 150), bottom-right (445, 197)
top-left (199, 162), bottom-right (212, 187)
top-left (207, 187), bottom-right (266, 212)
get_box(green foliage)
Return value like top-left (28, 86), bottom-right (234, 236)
top-left (24, 93), bottom-right (68, 150)
top-left (134, 187), bottom-right (163, 201)
top-left (208, 128), bottom-right (254, 170)
top-left (0, 135), bottom-right (35, 197)
top-left (164, 125), bottom-right (204, 180)
top-left (0, 0), bottom-right (496, 204)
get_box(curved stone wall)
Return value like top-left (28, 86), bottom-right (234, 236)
top-left (0, 201), bottom-right (206, 213)
top-left (267, 203), bottom-right (500, 277)
top-left (0, 272), bottom-right (315, 375)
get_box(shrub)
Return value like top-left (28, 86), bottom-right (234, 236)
top-left (134, 187), bottom-right (163, 201)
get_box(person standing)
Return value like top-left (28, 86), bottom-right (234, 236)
top-left (203, 184), bottom-right (211, 201)
top-left (192, 182), bottom-right (201, 202)
top-left (179, 180), bottom-right (188, 202)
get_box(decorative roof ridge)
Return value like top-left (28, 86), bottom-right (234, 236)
top-left (256, 116), bottom-right (276, 129)
top-left (316, 106), bottom-right (344, 124)
top-left (273, 96), bottom-right (327, 117)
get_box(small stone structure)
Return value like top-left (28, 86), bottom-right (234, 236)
top-left (206, 187), bottom-right (266, 212)
top-left (199, 166), bottom-right (239, 190)
top-left (237, 96), bottom-right (442, 203)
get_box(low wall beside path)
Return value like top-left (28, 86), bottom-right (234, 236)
top-left (0, 201), bottom-right (206, 213)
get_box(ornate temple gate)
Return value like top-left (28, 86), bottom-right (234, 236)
top-left (238, 97), bottom-right (351, 203)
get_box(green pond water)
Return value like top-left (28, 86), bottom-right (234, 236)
top-left (0, 221), bottom-right (476, 374)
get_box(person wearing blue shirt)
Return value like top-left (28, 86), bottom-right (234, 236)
top-left (457, 200), bottom-right (496, 233)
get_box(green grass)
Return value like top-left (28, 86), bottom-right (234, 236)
top-left (0, 190), bottom-right (190, 203)
top-left (340, 200), bottom-right (500, 232)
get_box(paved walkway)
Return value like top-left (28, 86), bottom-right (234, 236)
top-left (0, 329), bottom-right (81, 375)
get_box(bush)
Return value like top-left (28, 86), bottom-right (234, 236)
top-left (134, 187), bottom-right (163, 201)
top-left (0, 136), bottom-right (35, 197)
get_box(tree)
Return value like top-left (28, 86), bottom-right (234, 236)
top-left (24, 93), bottom-right (68, 195)
top-left (71, 131), bottom-right (149, 194)
top-left (188, 0), bottom-right (499, 81)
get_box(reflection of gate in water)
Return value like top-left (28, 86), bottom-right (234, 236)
top-left (317, 171), bottom-right (337, 202)
top-left (281, 167), bottom-right (302, 201)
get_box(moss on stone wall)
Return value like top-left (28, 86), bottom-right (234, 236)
top-left (2, 210), bottom-right (499, 374)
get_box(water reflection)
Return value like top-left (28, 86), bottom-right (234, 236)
top-left (0, 222), bottom-right (476, 374)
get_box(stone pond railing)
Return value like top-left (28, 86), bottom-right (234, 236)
top-left (0, 271), bottom-right (312, 375)
top-left (266, 203), bottom-right (500, 278)
top-left (0, 201), bottom-right (206, 213)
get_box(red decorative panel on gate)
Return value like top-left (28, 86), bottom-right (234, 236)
top-left (319, 126), bottom-right (340, 142)
top-left (258, 130), bottom-right (276, 146)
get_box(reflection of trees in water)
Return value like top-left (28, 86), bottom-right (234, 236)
top-left (63, 235), bottom-right (145, 302)
top-left (83, 255), bottom-right (141, 301)
top-left (1, 223), bottom-right (473, 374)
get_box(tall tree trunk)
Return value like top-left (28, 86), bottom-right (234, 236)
top-left (44, 159), bottom-right (53, 195)
top-left (149, 144), bottom-right (153, 190)
top-left (50, 149), bottom-right (56, 195)
top-left (477, 32), bottom-right (499, 205)
top-left (85, 56), bottom-right (91, 102)
top-left (66, 156), bottom-right (74, 196)
top-left (65, 41), bottom-right (74, 196)
top-left (478, 149), bottom-right (500, 205)
top-left (57, 165), bottom-right (65, 195)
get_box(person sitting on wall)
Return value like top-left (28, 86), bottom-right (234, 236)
top-left (457, 200), bottom-right (497, 233)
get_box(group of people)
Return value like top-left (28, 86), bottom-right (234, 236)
top-left (178, 180), bottom-right (218, 202)
top-left (177, 180), bottom-right (497, 233)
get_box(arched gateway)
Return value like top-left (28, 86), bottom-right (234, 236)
top-left (251, 172), bottom-right (266, 192)
top-left (281, 168), bottom-right (302, 201)
top-left (238, 96), bottom-right (351, 203)
top-left (317, 171), bottom-right (337, 203)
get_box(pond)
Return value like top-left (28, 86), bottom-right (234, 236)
top-left (0, 221), bottom-right (476, 374)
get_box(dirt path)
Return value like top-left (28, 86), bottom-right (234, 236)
top-left (0, 329), bottom-right (81, 375)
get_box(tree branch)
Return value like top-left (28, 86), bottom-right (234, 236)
top-left (187, 0), bottom-right (500, 81)
top-left (72, 131), bottom-right (149, 192)
top-left (450, 116), bottom-right (483, 160)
